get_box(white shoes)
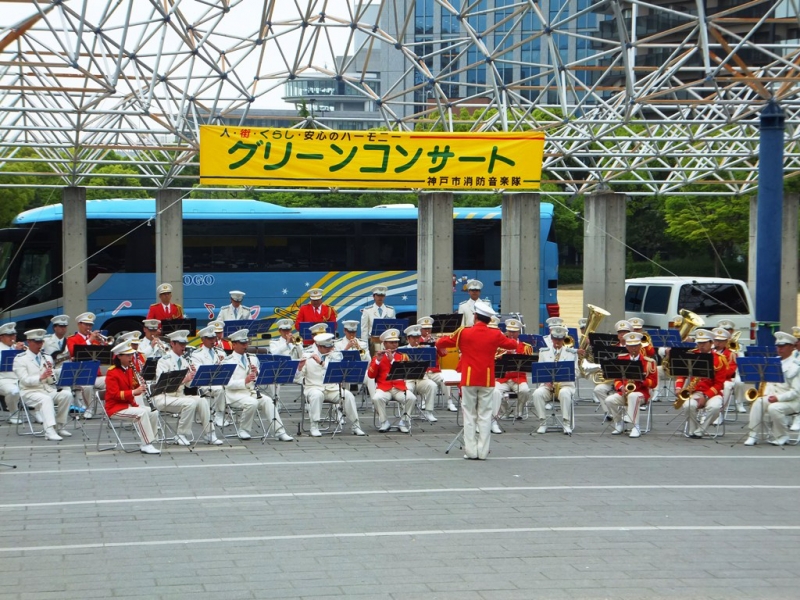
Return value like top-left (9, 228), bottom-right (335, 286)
top-left (310, 426), bottom-right (322, 437)
top-left (769, 435), bottom-right (790, 446)
top-left (424, 411), bottom-right (437, 423)
top-left (205, 433), bottom-right (223, 445)
top-left (175, 434), bottom-right (191, 446)
top-left (744, 436), bottom-right (757, 446)
top-left (398, 420), bottom-right (410, 433)
top-left (737, 406), bottom-right (747, 414)
top-left (83, 410), bottom-right (94, 420)
top-left (352, 426), bottom-right (366, 436)
top-left (378, 420), bottom-right (391, 432)
top-left (447, 401), bottom-right (458, 412)
top-left (238, 430), bottom-right (251, 440)
top-left (277, 432), bottom-right (294, 442)
top-left (491, 421), bottom-right (503, 434)
top-left (57, 428), bottom-right (72, 438)
top-left (214, 416), bottom-right (232, 428)
top-left (623, 414), bottom-right (632, 423)
top-left (612, 422), bottom-right (624, 435)
top-left (44, 428), bottom-right (62, 441)
top-left (563, 423), bottom-right (572, 435)
top-left (629, 426), bottom-right (641, 439)
top-left (140, 444), bottom-right (160, 454)
top-left (791, 415), bottom-right (800, 432)
top-left (8, 416), bottom-right (22, 425)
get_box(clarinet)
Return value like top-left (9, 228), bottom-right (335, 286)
top-left (131, 359), bottom-right (156, 410)
top-left (245, 353), bottom-right (262, 399)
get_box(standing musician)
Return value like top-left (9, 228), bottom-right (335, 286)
top-left (744, 332), bottom-right (800, 447)
top-left (66, 312), bottom-right (108, 419)
top-left (711, 327), bottom-right (739, 423)
top-left (437, 301), bottom-right (517, 460)
top-left (418, 316), bottom-right (457, 413)
top-left (146, 283), bottom-right (184, 320)
top-left (13, 329), bottom-right (75, 441)
top-left (368, 328), bottom-right (416, 433)
top-left (592, 320), bottom-right (631, 417)
top-left (138, 319), bottom-right (166, 359)
top-left (223, 329), bottom-right (293, 441)
top-left (295, 332), bottom-right (366, 437)
top-left (532, 325), bottom-right (578, 434)
top-left (294, 287), bottom-right (337, 340)
top-left (399, 325), bottom-right (438, 423)
top-left (458, 279), bottom-right (489, 327)
top-left (674, 329), bottom-right (727, 439)
top-left (209, 320), bottom-right (232, 351)
top-left (0, 321), bottom-right (23, 418)
top-left (105, 340), bottom-right (160, 454)
top-left (155, 329), bottom-right (221, 446)
top-left (542, 317), bottom-right (566, 350)
top-left (605, 331), bottom-right (658, 438)
top-left (360, 286), bottom-right (395, 354)
top-left (191, 326), bottom-right (229, 428)
top-left (492, 318), bottom-right (534, 433)
top-left (217, 290), bottom-right (252, 322)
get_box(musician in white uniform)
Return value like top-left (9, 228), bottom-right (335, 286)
top-left (792, 326), bottom-right (800, 432)
top-left (541, 317), bottom-right (566, 350)
top-left (224, 328), bottom-right (293, 441)
top-left (532, 325), bottom-right (578, 434)
top-left (0, 322), bottom-right (23, 418)
top-left (155, 330), bottom-right (220, 446)
top-left (360, 286), bottom-right (395, 349)
top-left (190, 326), bottom-right (229, 427)
top-left (295, 333), bottom-right (365, 437)
top-left (217, 290), bottom-right (252, 322)
top-left (458, 279), bottom-right (490, 327)
top-left (269, 319), bottom-right (304, 359)
top-left (744, 331), bottom-right (800, 446)
top-left (400, 325), bottom-right (438, 422)
top-left (43, 314), bottom-right (70, 359)
top-left (13, 329), bottom-right (74, 441)
top-left (138, 319), bottom-right (166, 360)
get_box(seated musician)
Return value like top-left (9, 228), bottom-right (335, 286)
top-left (155, 329), bottom-right (221, 446)
top-left (66, 312), bottom-right (108, 419)
top-left (532, 325), bottom-right (577, 434)
top-left (744, 331), bottom-right (800, 447)
top-left (592, 320), bottom-right (631, 418)
top-left (628, 318), bottom-right (656, 359)
top-left (335, 320), bottom-right (370, 360)
top-left (368, 328), bottom-right (416, 433)
top-left (418, 316), bottom-right (457, 413)
top-left (191, 326), bottom-right (229, 428)
top-left (138, 319), bottom-right (165, 359)
top-left (146, 283), bottom-right (184, 320)
top-left (674, 329), bottom-right (727, 439)
top-left (605, 331), bottom-right (657, 438)
top-left (0, 321), bottom-right (23, 419)
top-left (224, 329), bottom-right (293, 441)
top-left (43, 315), bottom-right (70, 366)
top-left (105, 340), bottom-right (160, 454)
top-left (13, 329), bottom-right (75, 441)
top-left (792, 325), bottom-right (800, 432)
top-left (711, 327), bottom-right (739, 423)
top-left (209, 320), bottom-right (232, 352)
top-left (542, 317), bottom-right (565, 350)
top-left (270, 319), bottom-right (304, 359)
top-left (399, 325), bottom-right (438, 423)
top-left (491, 318), bottom-right (533, 433)
top-left (717, 319), bottom-right (746, 414)
top-left (295, 333), bottom-right (365, 437)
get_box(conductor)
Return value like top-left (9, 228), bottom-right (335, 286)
top-left (436, 301), bottom-right (517, 460)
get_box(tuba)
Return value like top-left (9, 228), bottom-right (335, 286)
top-left (678, 309), bottom-right (704, 341)
top-left (578, 304), bottom-right (611, 380)
top-left (729, 330), bottom-right (742, 353)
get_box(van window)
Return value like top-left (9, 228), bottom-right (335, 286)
top-left (643, 286), bottom-right (671, 314)
top-left (625, 285), bottom-right (645, 311)
top-left (678, 283), bottom-right (750, 316)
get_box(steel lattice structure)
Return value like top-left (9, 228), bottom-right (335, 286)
top-left (1, 0), bottom-right (799, 196)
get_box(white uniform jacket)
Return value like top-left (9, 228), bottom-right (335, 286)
top-left (217, 304), bottom-right (252, 322)
top-left (360, 303), bottom-right (396, 341)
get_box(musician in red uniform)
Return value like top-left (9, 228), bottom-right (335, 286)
top-left (436, 301), bottom-right (517, 460)
top-left (146, 283), bottom-right (184, 320)
top-left (209, 320), bottom-right (233, 351)
top-left (605, 332), bottom-right (658, 438)
top-left (294, 287), bottom-right (337, 341)
top-left (492, 318), bottom-right (533, 432)
top-left (674, 328), bottom-right (728, 438)
top-left (712, 327), bottom-right (739, 422)
top-left (368, 328), bottom-right (416, 433)
top-left (592, 320), bottom-right (631, 416)
top-left (629, 317), bottom-right (656, 359)
top-left (66, 311), bottom-right (108, 418)
top-left (418, 315), bottom-right (457, 412)
top-left (105, 339), bottom-right (160, 454)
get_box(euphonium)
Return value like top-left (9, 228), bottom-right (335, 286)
top-left (678, 309), bottom-right (704, 341)
top-left (729, 330), bottom-right (742, 353)
top-left (578, 304), bottom-right (610, 379)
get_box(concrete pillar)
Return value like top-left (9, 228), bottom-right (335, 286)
top-left (417, 192), bottom-right (453, 318)
top-left (62, 187), bottom-right (87, 320)
top-left (781, 193), bottom-right (798, 330)
top-left (501, 193), bottom-right (540, 333)
top-left (155, 189), bottom-right (184, 307)
top-left (583, 191), bottom-right (627, 332)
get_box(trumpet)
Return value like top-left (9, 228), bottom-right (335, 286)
top-left (292, 333), bottom-right (303, 344)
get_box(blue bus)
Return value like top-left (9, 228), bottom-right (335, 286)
top-left (0, 199), bottom-right (559, 335)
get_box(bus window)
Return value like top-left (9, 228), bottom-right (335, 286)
top-left (16, 247), bottom-right (56, 307)
top-left (0, 241), bottom-right (13, 290)
top-left (454, 220), bottom-right (501, 269)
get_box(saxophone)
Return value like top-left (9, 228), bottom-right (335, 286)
top-left (673, 377), bottom-right (697, 409)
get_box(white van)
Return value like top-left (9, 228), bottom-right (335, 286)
top-left (624, 276), bottom-right (756, 344)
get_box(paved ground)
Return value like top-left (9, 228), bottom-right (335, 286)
top-left (1, 387), bottom-right (798, 600)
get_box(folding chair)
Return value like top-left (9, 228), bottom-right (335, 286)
top-left (13, 400), bottom-right (44, 437)
top-left (96, 403), bottom-right (141, 453)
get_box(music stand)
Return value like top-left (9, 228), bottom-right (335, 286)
top-left (385, 361), bottom-right (429, 433)
top-left (665, 351), bottom-right (714, 437)
top-left (57, 361), bottom-right (100, 440)
top-left (401, 347), bottom-right (437, 368)
top-left (744, 345), bottom-right (775, 357)
top-left (495, 354), bottom-right (536, 379)
top-left (0, 349), bottom-right (23, 372)
top-left (645, 329), bottom-right (681, 348)
top-left (141, 358), bottom-right (159, 381)
top-left (257, 357), bottom-right (299, 441)
top-left (223, 318), bottom-right (276, 338)
top-left (160, 318), bottom-right (196, 336)
top-left (519, 335), bottom-right (547, 351)
top-left (73, 345), bottom-right (112, 364)
top-left (188, 364), bottom-right (237, 450)
top-left (340, 350), bottom-right (361, 362)
top-left (429, 313), bottom-right (462, 335)
top-left (320, 360), bottom-right (369, 437)
top-left (149, 368), bottom-right (188, 398)
top-left (737, 356), bottom-right (784, 443)
top-left (530, 361), bottom-right (577, 434)
top-left (371, 318), bottom-right (409, 338)
top-left (298, 321), bottom-right (336, 344)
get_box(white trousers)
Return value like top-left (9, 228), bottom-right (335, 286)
top-left (606, 391), bottom-right (645, 428)
top-left (493, 380), bottom-right (531, 418)
top-left (154, 394), bottom-right (210, 437)
top-left (407, 379), bottom-right (437, 411)
top-left (593, 382), bottom-right (612, 412)
top-left (532, 384), bottom-right (575, 424)
top-left (112, 406), bottom-right (159, 446)
top-left (685, 393), bottom-right (723, 434)
top-left (305, 387), bottom-right (361, 431)
top-left (748, 397), bottom-right (800, 438)
top-left (372, 388), bottom-right (416, 423)
top-left (461, 386), bottom-right (494, 460)
top-left (0, 380), bottom-right (20, 411)
top-left (21, 389), bottom-right (73, 429)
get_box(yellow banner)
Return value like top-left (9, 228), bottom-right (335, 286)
top-left (199, 126), bottom-right (544, 190)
